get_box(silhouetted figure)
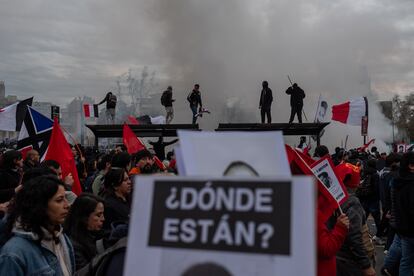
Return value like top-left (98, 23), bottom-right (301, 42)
top-left (98, 92), bottom-right (117, 124)
top-left (161, 86), bottom-right (175, 124)
top-left (148, 137), bottom-right (179, 160)
top-left (187, 84), bottom-right (203, 124)
top-left (259, 81), bottom-right (273, 123)
top-left (286, 83), bottom-right (305, 123)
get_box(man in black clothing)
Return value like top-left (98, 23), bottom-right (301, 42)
top-left (187, 84), bottom-right (202, 124)
top-left (148, 137), bottom-right (179, 161)
top-left (98, 92), bottom-right (117, 124)
top-left (162, 86), bottom-right (175, 124)
top-left (259, 81), bottom-right (273, 123)
top-left (286, 83), bottom-right (305, 123)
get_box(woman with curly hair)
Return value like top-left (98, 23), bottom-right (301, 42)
top-left (0, 175), bottom-right (75, 275)
top-left (64, 193), bottom-right (105, 270)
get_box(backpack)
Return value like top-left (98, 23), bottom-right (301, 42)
top-left (108, 94), bottom-right (117, 108)
top-left (161, 91), bottom-right (168, 106)
top-left (75, 238), bottom-right (127, 276)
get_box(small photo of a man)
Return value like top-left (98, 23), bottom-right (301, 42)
top-left (318, 171), bottom-right (332, 189)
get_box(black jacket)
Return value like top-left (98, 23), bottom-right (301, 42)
top-left (163, 90), bottom-right (174, 107)
top-left (98, 93), bottom-right (117, 109)
top-left (70, 233), bottom-right (98, 270)
top-left (391, 173), bottom-right (414, 237)
top-left (285, 86), bottom-right (305, 107)
top-left (0, 169), bottom-right (20, 203)
top-left (148, 139), bottom-right (178, 161)
top-left (104, 194), bottom-right (131, 230)
top-left (337, 194), bottom-right (371, 270)
top-left (259, 88), bottom-right (273, 109)
top-left (187, 90), bottom-right (202, 108)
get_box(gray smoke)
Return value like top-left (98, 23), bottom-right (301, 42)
top-left (152, 0), bottom-right (396, 151)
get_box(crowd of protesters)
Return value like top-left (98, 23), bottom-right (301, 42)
top-left (0, 139), bottom-right (413, 276)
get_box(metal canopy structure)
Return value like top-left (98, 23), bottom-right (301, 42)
top-left (215, 123), bottom-right (330, 145)
top-left (86, 122), bottom-right (329, 146)
top-left (86, 124), bottom-right (200, 146)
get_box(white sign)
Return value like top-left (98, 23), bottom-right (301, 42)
top-left (311, 157), bottom-right (348, 205)
top-left (124, 176), bottom-right (315, 276)
top-left (176, 131), bottom-right (291, 178)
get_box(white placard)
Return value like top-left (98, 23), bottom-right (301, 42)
top-left (124, 176), bottom-right (315, 276)
top-left (177, 131), bottom-right (291, 178)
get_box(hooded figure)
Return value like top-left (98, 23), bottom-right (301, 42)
top-left (259, 81), bottom-right (273, 123)
top-left (286, 83), bottom-right (305, 123)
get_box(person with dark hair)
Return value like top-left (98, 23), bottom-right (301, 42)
top-left (23, 149), bottom-right (40, 172)
top-left (0, 175), bottom-right (75, 275)
top-left (161, 86), bottom-right (175, 124)
top-left (111, 152), bottom-right (131, 172)
top-left (102, 168), bottom-right (131, 229)
top-left (0, 150), bottom-right (23, 203)
top-left (357, 159), bottom-right (381, 241)
top-left (114, 145), bottom-right (127, 154)
top-left (389, 152), bottom-right (414, 275)
top-left (92, 154), bottom-right (113, 196)
top-left (64, 193), bottom-right (105, 270)
top-left (98, 91), bottom-right (117, 124)
top-left (335, 162), bottom-right (376, 276)
top-left (259, 80), bottom-right (273, 124)
top-left (41, 159), bottom-right (75, 192)
top-left (318, 172), bottom-right (332, 189)
top-left (148, 137), bottom-right (179, 161)
top-left (187, 84), bottom-right (203, 124)
top-left (129, 149), bottom-right (155, 175)
top-left (286, 83), bottom-right (305, 123)
top-left (314, 145), bottom-right (329, 159)
top-left (298, 136), bottom-right (307, 150)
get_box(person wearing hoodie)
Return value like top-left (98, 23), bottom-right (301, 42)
top-left (391, 152), bottom-right (414, 275)
top-left (0, 175), bottom-right (75, 276)
top-left (335, 162), bottom-right (376, 276)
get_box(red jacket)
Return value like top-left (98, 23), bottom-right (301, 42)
top-left (317, 210), bottom-right (348, 276)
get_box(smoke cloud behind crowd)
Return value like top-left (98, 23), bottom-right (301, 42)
top-left (1, 0), bottom-right (413, 149)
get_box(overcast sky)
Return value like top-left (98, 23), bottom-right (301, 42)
top-left (1, 0), bottom-right (414, 148)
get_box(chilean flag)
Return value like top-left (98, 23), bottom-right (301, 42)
top-left (83, 104), bottom-right (99, 118)
top-left (332, 97), bottom-right (368, 126)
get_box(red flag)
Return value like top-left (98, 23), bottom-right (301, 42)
top-left (45, 119), bottom-right (82, 195)
top-left (332, 97), bottom-right (368, 126)
top-left (122, 124), bottom-right (145, 154)
top-left (285, 145), bottom-right (339, 221)
top-left (357, 138), bottom-right (375, 152)
top-left (127, 115), bottom-right (139, 125)
top-left (122, 124), bottom-right (167, 171)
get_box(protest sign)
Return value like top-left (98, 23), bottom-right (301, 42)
top-left (177, 131), bottom-right (291, 178)
top-left (311, 156), bottom-right (348, 205)
top-left (124, 176), bottom-right (315, 276)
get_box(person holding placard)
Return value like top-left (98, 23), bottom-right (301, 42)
top-left (335, 163), bottom-right (376, 276)
top-left (317, 209), bottom-right (349, 276)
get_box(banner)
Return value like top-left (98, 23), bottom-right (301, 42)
top-left (124, 176), bottom-right (315, 276)
top-left (310, 156), bottom-right (348, 205)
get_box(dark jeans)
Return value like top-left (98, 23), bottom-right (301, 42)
top-left (383, 234), bottom-right (401, 275)
top-left (260, 108), bottom-right (271, 123)
top-left (360, 198), bottom-right (381, 235)
top-left (190, 105), bottom-right (198, 124)
top-left (400, 236), bottom-right (414, 275)
top-left (289, 104), bottom-right (303, 123)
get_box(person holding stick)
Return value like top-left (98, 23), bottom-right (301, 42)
top-left (286, 79), bottom-right (306, 123)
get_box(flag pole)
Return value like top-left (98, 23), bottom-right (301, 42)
top-left (80, 99), bottom-right (85, 146)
